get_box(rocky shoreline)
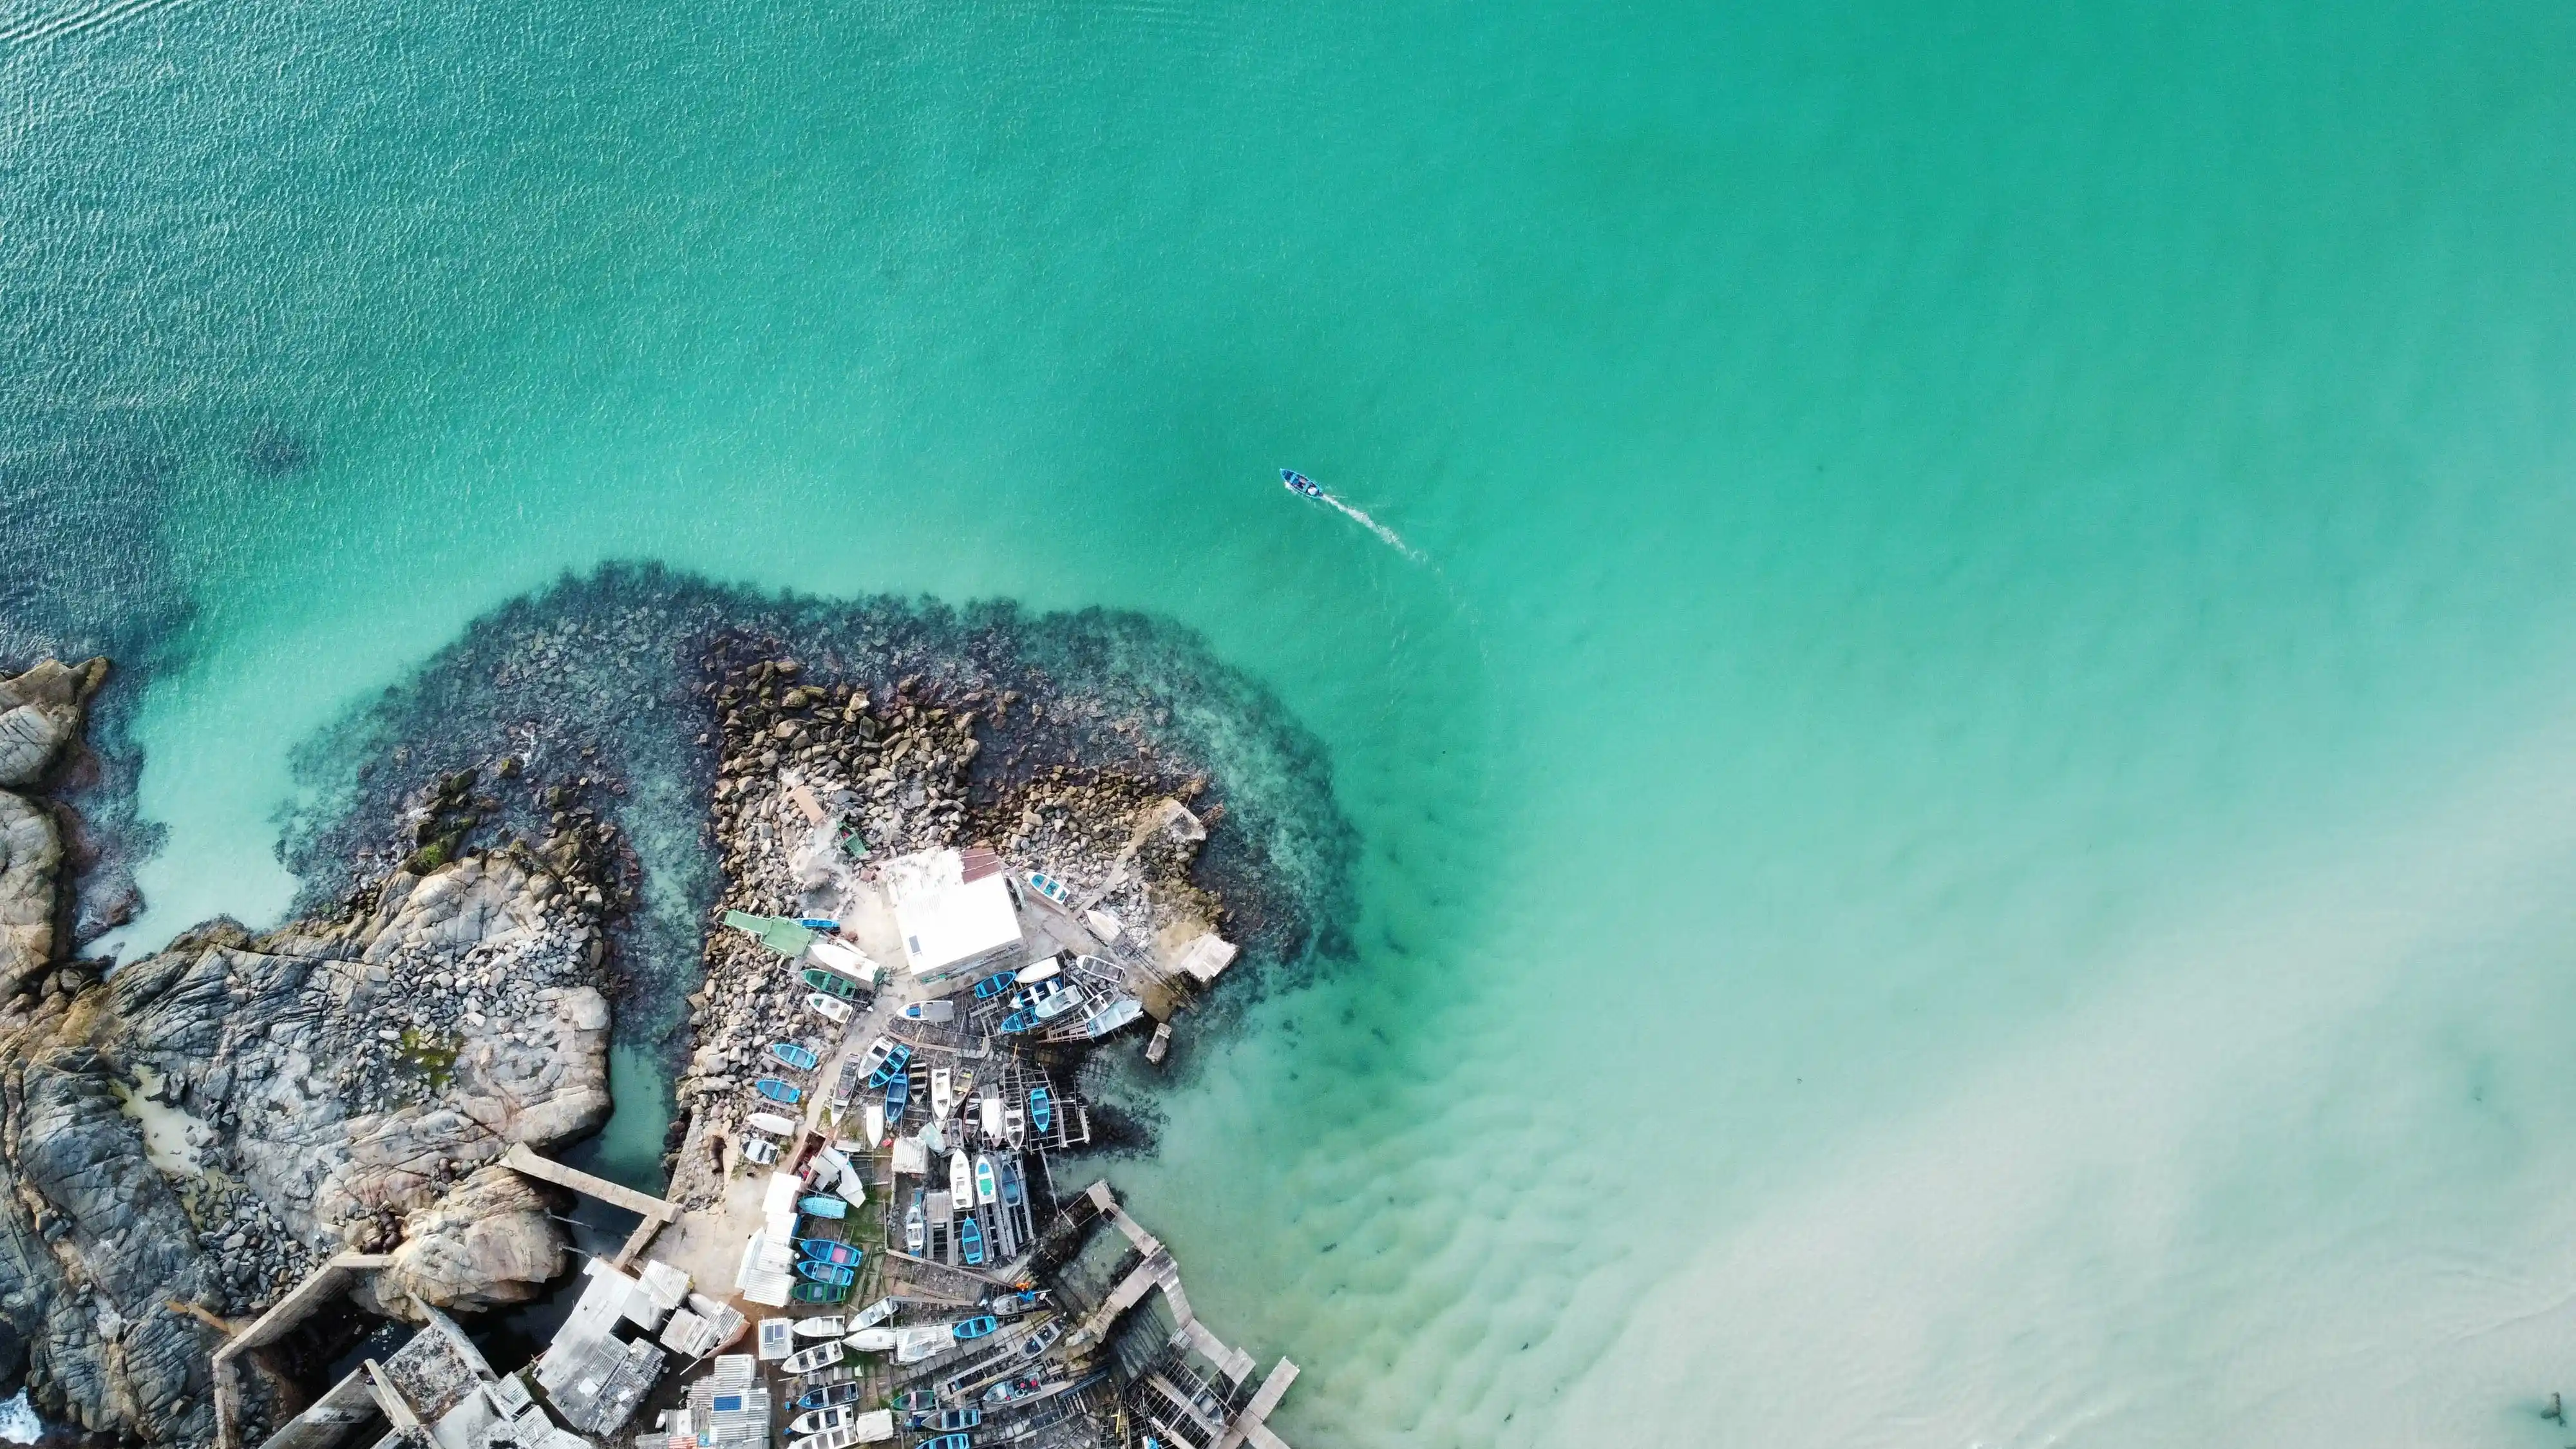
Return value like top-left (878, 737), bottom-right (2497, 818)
top-left (0, 582), bottom-right (1342, 1446)
top-left (0, 660), bottom-right (624, 1443)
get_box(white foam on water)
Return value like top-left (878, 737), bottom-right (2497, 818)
top-left (1318, 490), bottom-right (1423, 562)
top-left (0, 1390), bottom-right (44, 1444)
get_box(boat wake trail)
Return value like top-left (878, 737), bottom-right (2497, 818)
top-left (1319, 493), bottom-right (1422, 561)
top-left (1280, 469), bottom-right (1423, 562)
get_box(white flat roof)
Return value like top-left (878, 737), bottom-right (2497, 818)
top-left (882, 849), bottom-right (1022, 975)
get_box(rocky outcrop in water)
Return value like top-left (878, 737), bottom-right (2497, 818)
top-left (0, 660), bottom-right (622, 1443)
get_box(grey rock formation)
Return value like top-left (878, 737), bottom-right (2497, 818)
top-left (0, 659), bottom-right (620, 1444)
top-left (0, 658), bottom-right (100, 788)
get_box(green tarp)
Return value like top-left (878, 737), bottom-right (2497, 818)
top-left (723, 909), bottom-right (817, 958)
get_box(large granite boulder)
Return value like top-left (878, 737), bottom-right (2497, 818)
top-left (0, 790), bottom-right (58, 997)
top-left (0, 658), bottom-right (103, 788)
top-left (357, 1165), bottom-right (564, 1318)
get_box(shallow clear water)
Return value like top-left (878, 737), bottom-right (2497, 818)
top-left (9, 0), bottom-right (2576, 1444)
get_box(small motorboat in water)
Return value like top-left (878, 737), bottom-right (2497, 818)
top-left (1281, 468), bottom-right (1324, 497)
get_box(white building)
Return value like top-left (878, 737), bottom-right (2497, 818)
top-left (882, 848), bottom-right (1023, 978)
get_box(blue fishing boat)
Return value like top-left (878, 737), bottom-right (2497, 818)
top-left (972, 971), bottom-right (1016, 999)
top-left (997, 1009), bottom-right (1037, 1034)
top-left (951, 1314), bottom-right (998, 1340)
top-left (796, 1260), bottom-right (856, 1287)
top-left (1028, 1087), bottom-right (1052, 1134)
top-left (1281, 468), bottom-right (1324, 498)
top-left (768, 1041), bottom-right (820, 1072)
top-left (919, 1436), bottom-right (972, 1449)
top-left (1000, 1159), bottom-right (1024, 1208)
top-left (866, 1043), bottom-right (912, 1088)
top-left (799, 1238), bottom-right (862, 1267)
top-left (930, 1408), bottom-right (982, 1431)
top-left (958, 1216), bottom-right (984, 1267)
top-left (754, 1078), bottom-right (802, 1105)
top-left (882, 1072), bottom-right (909, 1123)
top-left (799, 1195), bottom-right (848, 1220)
top-left (797, 918), bottom-right (840, 930)
top-left (983, 1374), bottom-right (1045, 1405)
top-left (893, 1388), bottom-right (938, 1412)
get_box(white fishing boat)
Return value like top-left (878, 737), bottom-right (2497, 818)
top-left (862, 1101), bottom-right (885, 1145)
top-left (747, 1111), bottom-right (800, 1137)
top-left (1004, 1101), bottom-right (1025, 1149)
top-left (1015, 955), bottom-right (1061, 985)
top-left (904, 1193), bottom-right (925, 1255)
top-left (1077, 997), bottom-right (1144, 1039)
top-left (930, 1068), bottom-right (954, 1121)
top-left (806, 991), bottom-right (853, 1024)
top-left (791, 1316), bottom-right (846, 1339)
top-left (786, 1428), bottom-right (860, 1449)
top-left (843, 1326), bottom-right (896, 1352)
top-left (974, 1153), bottom-right (998, 1206)
top-left (789, 1407), bottom-right (856, 1436)
top-left (979, 1092), bottom-right (1004, 1140)
top-left (779, 1341), bottom-right (844, 1376)
top-left (852, 1295), bottom-right (898, 1329)
top-left (949, 1150), bottom-right (974, 1208)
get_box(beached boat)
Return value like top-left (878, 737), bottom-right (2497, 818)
top-left (979, 1093), bottom-right (1003, 1139)
top-left (801, 967), bottom-right (862, 1001)
top-left (862, 1101), bottom-right (885, 1144)
top-left (799, 1195), bottom-right (848, 1220)
top-left (974, 1154), bottom-right (997, 1206)
top-left (790, 1280), bottom-right (846, 1305)
top-left (853, 1295), bottom-right (898, 1329)
top-left (842, 1326), bottom-right (896, 1352)
top-left (1018, 1319), bottom-right (1062, 1358)
top-left (901, 998), bottom-right (956, 1024)
top-left (892, 1388), bottom-right (938, 1413)
top-left (1004, 1101), bottom-right (1025, 1148)
top-left (949, 1150), bottom-right (973, 1206)
top-left (930, 1406), bottom-right (981, 1430)
top-left (1028, 1087), bottom-right (1052, 1135)
top-left (746, 1111), bottom-right (800, 1137)
top-left (1075, 997), bottom-right (1144, 1039)
top-left (916, 1435), bottom-right (971, 1449)
top-left (996, 1008), bottom-right (1037, 1034)
top-left (866, 1042), bottom-right (913, 1088)
top-left (791, 1315), bottom-right (846, 1338)
top-left (768, 1041), bottom-right (820, 1072)
top-left (828, 1059), bottom-right (861, 1110)
top-left (958, 1216), bottom-right (984, 1266)
top-left (853, 1035), bottom-right (896, 1079)
top-left (999, 1157), bottom-right (1025, 1208)
top-left (806, 992), bottom-right (852, 1024)
top-left (795, 1260), bottom-right (855, 1287)
top-left (904, 1193), bottom-right (925, 1255)
top-left (753, 1078), bottom-right (803, 1105)
top-left (788, 1407), bottom-right (855, 1436)
top-left (930, 1068), bottom-right (954, 1121)
top-left (1015, 955), bottom-right (1061, 985)
top-left (786, 1429), bottom-right (859, 1449)
top-left (779, 1341), bottom-right (843, 1376)
top-left (983, 1374), bottom-right (1046, 1405)
top-left (742, 1137), bottom-right (780, 1166)
top-left (793, 1382), bottom-right (862, 1410)
top-left (882, 1073), bottom-right (909, 1124)
top-left (1025, 871), bottom-right (1072, 907)
top-left (1281, 467), bottom-right (1324, 497)
top-left (951, 1314), bottom-right (998, 1340)
top-left (972, 970), bottom-right (1017, 998)
top-left (806, 936), bottom-right (878, 980)
top-left (796, 917), bottom-right (840, 931)
top-left (799, 1238), bottom-right (861, 1267)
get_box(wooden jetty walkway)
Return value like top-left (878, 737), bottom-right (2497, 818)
top-left (500, 1142), bottom-right (679, 1266)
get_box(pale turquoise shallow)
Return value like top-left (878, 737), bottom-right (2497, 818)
top-left (8, 1), bottom-right (2576, 1444)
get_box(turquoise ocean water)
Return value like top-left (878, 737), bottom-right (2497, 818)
top-left (10, 0), bottom-right (2576, 1443)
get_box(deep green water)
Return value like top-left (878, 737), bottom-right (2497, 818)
top-left (10, 0), bottom-right (2576, 1444)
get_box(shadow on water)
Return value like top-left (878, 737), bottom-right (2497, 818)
top-left (272, 563), bottom-right (1359, 1194)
